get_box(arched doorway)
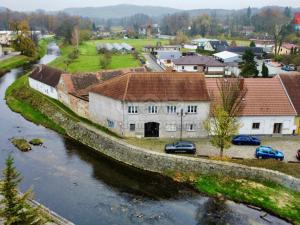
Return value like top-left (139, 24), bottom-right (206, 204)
top-left (144, 122), bottom-right (159, 137)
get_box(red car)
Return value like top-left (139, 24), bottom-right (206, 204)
top-left (297, 150), bottom-right (300, 160)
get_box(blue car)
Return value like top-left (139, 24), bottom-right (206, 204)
top-left (232, 135), bottom-right (261, 146)
top-left (255, 146), bottom-right (284, 161)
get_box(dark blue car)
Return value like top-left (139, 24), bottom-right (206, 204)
top-left (255, 146), bottom-right (284, 161)
top-left (232, 135), bottom-right (261, 146)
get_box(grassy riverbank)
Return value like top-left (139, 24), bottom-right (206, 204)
top-left (0, 38), bottom-right (53, 75)
top-left (169, 172), bottom-right (300, 224)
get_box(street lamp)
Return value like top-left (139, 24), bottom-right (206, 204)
top-left (177, 108), bottom-right (187, 141)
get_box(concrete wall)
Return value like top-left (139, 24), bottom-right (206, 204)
top-left (24, 91), bottom-right (300, 192)
top-left (238, 116), bottom-right (295, 135)
top-left (29, 78), bottom-right (58, 99)
top-left (174, 65), bottom-right (224, 74)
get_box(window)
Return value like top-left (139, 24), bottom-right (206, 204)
top-left (128, 106), bottom-right (138, 114)
top-left (167, 106), bottom-right (177, 114)
top-left (148, 106), bottom-right (158, 114)
top-left (130, 124), bottom-right (135, 131)
top-left (193, 66), bottom-right (198, 70)
top-left (166, 124), bottom-right (176, 132)
top-left (187, 123), bottom-right (196, 131)
top-left (107, 119), bottom-right (114, 128)
top-left (187, 105), bottom-right (197, 113)
top-left (252, 123), bottom-right (260, 129)
top-left (182, 66), bottom-right (185, 70)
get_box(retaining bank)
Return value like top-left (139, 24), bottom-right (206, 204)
top-left (7, 76), bottom-right (300, 193)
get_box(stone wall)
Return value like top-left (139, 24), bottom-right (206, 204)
top-left (29, 91), bottom-right (300, 192)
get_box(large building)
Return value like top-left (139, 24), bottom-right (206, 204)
top-left (89, 72), bottom-right (211, 138)
top-left (206, 78), bottom-right (296, 135)
top-left (278, 73), bottom-right (300, 134)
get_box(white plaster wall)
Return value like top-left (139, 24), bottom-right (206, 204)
top-left (238, 116), bottom-right (295, 135)
top-left (29, 78), bottom-right (58, 99)
top-left (89, 93), bottom-right (124, 135)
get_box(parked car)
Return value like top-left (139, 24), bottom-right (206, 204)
top-left (232, 135), bottom-right (261, 145)
top-left (282, 64), bottom-right (296, 71)
top-left (165, 141), bottom-right (196, 154)
top-left (255, 146), bottom-right (284, 161)
top-left (296, 149), bottom-right (300, 160)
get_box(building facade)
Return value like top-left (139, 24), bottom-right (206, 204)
top-left (89, 72), bottom-right (211, 138)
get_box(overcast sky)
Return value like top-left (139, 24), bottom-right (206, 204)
top-left (1, 0), bottom-right (300, 11)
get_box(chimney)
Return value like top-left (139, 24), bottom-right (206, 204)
top-left (239, 78), bottom-right (245, 90)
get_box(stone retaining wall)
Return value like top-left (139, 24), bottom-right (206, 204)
top-left (24, 89), bottom-right (300, 192)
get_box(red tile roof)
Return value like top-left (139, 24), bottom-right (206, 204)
top-left (91, 72), bottom-right (210, 102)
top-left (30, 65), bottom-right (63, 87)
top-left (173, 56), bottom-right (225, 67)
top-left (279, 73), bottom-right (300, 115)
top-left (206, 78), bottom-right (296, 116)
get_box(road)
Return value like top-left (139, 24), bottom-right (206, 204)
top-left (143, 53), bottom-right (164, 72)
top-left (0, 52), bottom-right (21, 62)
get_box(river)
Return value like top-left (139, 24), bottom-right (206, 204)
top-left (0, 43), bottom-right (290, 225)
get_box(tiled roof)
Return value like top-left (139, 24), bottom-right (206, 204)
top-left (226, 46), bottom-right (264, 54)
top-left (173, 56), bottom-right (225, 67)
top-left (30, 65), bottom-right (63, 87)
top-left (91, 72), bottom-right (210, 102)
top-left (206, 78), bottom-right (296, 116)
top-left (282, 43), bottom-right (299, 50)
top-left (279, 73), bottom-right (300, 115)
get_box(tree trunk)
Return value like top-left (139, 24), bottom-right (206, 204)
top-left (220, 147), bottom-right (224, 158)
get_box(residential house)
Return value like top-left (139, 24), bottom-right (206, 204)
top-left (275, 43), bottom-right (299, 55)
top-left (0, 31), bottom-right (14, 46)
top-left (213, 51), bottom-right (242, 76)
top-left (173, 55), bottom-right (225, 76)
top-left (143, 45), bottom-right (181, 53)
top-left (204, 40), bottom-right (229, 52)
top-left (191, 38), bottom-right (218, 49)
top-left (89, 72), bottom-right (211, 138)
top-left (250, 39), bottom-right (274, 53)
top-left (154, 50), bottom-right (182, 69)
top-left (29, 65), bottom-right (64, 99)
top-left (206, 78), bottom-right (296, 135)
top-left (240, 26), bottom-right (255, 36)
top-left (226, 46), bottom-right (264, 58)
top-left (277, 73), bottom-right (300, 134)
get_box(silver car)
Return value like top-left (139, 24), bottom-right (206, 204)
top-left (165, 141), bottom-right (196, 154)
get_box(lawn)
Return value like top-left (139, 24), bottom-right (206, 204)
top-left (0, 55), bottom-right (31, 72)
top-left (195, 175), bottom-right (300, 225)
top-left (49, 39), bottom-right (156, 73)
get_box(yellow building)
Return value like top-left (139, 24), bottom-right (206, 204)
top-left (279, 74), bottom-right (300, 134)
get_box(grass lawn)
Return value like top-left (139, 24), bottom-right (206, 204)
top-left (0, 55), bottom-right (31, 72)
top-left (49, 39), bottom-right (151, 73)
top-left (195, 175), bottom-right (300, 225)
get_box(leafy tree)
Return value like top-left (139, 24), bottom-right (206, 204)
top-left (204, 107), bottom-right (240, 157)
top-left (249, 41), bottom-right (256, 47)
top-left (240, 48), bottom-right (259, 77)
top-left (169, 31), bottom-right (189, 45)
top-left (230, 40), bottom-right (237, 47)
top-left (13, 35), bottom-right (37, 57)
top-left (261, 62), bottom-right (269, 77)
top-left (0, 155), bottom-right (44, 225)
top-left (247, 6), bottom-right (252, 25)
top-left (191, 14), bottom-right (211, 37)
top-left (100, 52), bottom-right (112, 70)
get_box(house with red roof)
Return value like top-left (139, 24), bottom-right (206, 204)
top-left (206, 78), bottom-right (296, 135)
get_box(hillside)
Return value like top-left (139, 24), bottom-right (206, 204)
top-left (63, 4), bottom-right (180, 19)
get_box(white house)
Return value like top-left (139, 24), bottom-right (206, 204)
top-left (0, 44), bottom-right (3, 57)
top-left (173, 55), bottom-right (225, 76)
top-left (206, 78), bottom-right (296, 135)
top-left (29, 65), bottom-right (64, 99)
top-left (89, 72), bottom-right (211, 138)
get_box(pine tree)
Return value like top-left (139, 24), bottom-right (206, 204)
top-left (261, 62), bottom-right (269, 78)
top-left (0, 155), bottom-right (44, 225)
top-left (240, 48), bottom-right (259, 77)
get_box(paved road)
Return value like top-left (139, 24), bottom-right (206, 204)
top-left (143, 53), bottom-right (164, 72)
top-left (0, 52), bottom-right (21, 62)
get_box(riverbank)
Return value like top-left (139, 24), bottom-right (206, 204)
top-left (0, 38), bottom-right (53, 76)
top-left (5, 74), bottom-right (300, 224)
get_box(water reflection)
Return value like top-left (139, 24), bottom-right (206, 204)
top-left (0, 43), bottom-right (291, 225)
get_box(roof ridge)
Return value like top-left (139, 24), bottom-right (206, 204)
top-left (123, 72), bottom-right (131, 101)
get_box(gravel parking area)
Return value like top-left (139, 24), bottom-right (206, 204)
top-left (126, 136), bottom-right (300, 162)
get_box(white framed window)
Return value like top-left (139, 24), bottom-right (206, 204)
top-left (167, 106), bottom-right (177, 114)
top-left (107, 119), bottom-right (115, 128)
top-left (148, 105), bottom-right (158, 114)
top-left (128, 106), bottom-right (138, 114)
top-left (130, 124), bottom-right (135, 131)
top-left (252, 123), bottom-right (260, 129)
top-left (187, 123), bottom-right (196, 131)
top-left (166, 124), bottom-right (177, 132)
top-left (193, 66), bottom-right (198, 70)
top-left (187, 105), bottom-right (197, 113)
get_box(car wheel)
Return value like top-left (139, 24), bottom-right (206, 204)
top-left (280, 158), bottom-right (283, 161)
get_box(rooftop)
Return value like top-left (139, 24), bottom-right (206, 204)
top-left (173, 55), bottom-right (225, 67)
top-left (90, 72), bottom-right (210, 102)
top-left (205, 78), bottom-right (296, 116)
top-left (30, 65), bottom-right (63, 88)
